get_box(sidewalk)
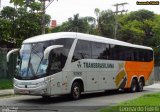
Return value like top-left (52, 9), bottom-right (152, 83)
top-left (145, 82), bottom-right (160, 89)
top-left (0, 82), bottom-right (160, 97)
top-left (0, 89), bottom-right (14, 96)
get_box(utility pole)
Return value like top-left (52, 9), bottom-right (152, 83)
top-left (42, 0), bottom-right (46, 34)
top-left (0, 0), bottom-right (1, 8)
top-left (42, 0), bottom-right (58, 34)
top-left (113, 2), bottom-right (128, 39)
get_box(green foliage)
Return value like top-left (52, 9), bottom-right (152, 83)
top-left (0, 79), bottom-right (13, 90)
top-left (10, 0), bottom-right (24, 6)
top-left (29, 2), bottom-right (42, 13)
top-left (0, 1), bottom-right (51, 47)
top-left (152, 15), bottom-right (160, 47)
top-left (0, 18), bottom-right (12, 41)
top-left (117, 9), bottom-right (155, 47)
top-left (118, 20), bottom-right (145, 44)
top-left (100, 92), bottom-right (160, 112)
top-left (59, 14), bottom-right (93, 33)
top-left (51, 26), bottom-right (61, 33)
top-left (1, 6), bottom-right (17, 20)
top-left (127, 9), bottom-right (154, 22)
top-left (98, 10), bottom-right (115, 38)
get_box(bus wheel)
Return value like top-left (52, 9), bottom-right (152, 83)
top-left (130, 79), bottom-right (138, 93)
top-left (71, 82), bottom-right (81, 100)
top-left (42, 96), bottom-right (51, 99)
top-left (138, 79), bottom-right (144, 92)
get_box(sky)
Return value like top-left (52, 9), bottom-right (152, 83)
top-left (1, 0), bottom-right (160, 24)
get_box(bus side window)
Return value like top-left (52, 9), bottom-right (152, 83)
top-left (48, 48), bottom-right (66, 75)
top-left (149, 51), bottom-right (153, 61)
top-left (72, 40), bottom-right (91, 62)
top-left (144, 50), bottom-right (153, 62)
top-left (91, 42), bottom-right (110, 59)
top-left (133, 49), bottom-right (138, 61)
top-left (106, 44), bottom-right (110, 59)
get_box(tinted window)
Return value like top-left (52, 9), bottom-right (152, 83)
top-left (110, 45), bottom-right (126, 60)
top-left (72, 40), bottom-right (153, 62)
top-left (110, 45), bottom-right (153, 62)
top-left (124, 47), bottom-right (134, 61)
top-left (92, 42), bottom-right (110, 59)
top-left (72, 40), bottom-right (91, 62)
top-left (43, 38), bottom-right (74, 57)
top-left (54, 38), bottom-right (74, 49)
top-left (48, 48), bottom-right (62, 74)
top-left (137, 49), bottom-right (153, 62)
top-left (54, 38), bottom-right (74, 67)
top-left (54, 38), bottom-right (74, 56)
top-left (48, 38), bottom-right (74, 75)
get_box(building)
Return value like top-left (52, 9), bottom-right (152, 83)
top-left (50, 20), bottom-right (57, 29)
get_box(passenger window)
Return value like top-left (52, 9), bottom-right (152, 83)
top-left (92, 42), bottom-right (110, 59)
top-left (72, 40), bottom-right (91, 62)
top-left (48, 48), bottom-right (66, 74)
top-left (110, 45), bottom-right (134, 61)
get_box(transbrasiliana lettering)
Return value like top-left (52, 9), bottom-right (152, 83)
top-left (83, 62), bottom-right (114, 68)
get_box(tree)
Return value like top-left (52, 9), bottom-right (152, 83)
top-left (152, 15), bottom-right (160, 47)
top-left (29, 2), bottom-right (42, 13)
top-left (10, 0), bottom-right (24, 6)
top-left (1, 6), bottom-right (17, 21)
top-left (0, 0), bottom-right (51, 47)
top-left (117, 9), bottom-right (155, 46)
top-left (98, 10), bottom-right (115, 38)
top-left (12, 2), bottom-right (50, 46)
top-left (59, 14), bottom-right (93, 33)
top-left (118, 20), bottom-right (145, 44)
top-left (94, 8), bottom-right (100, 26)
top-left (0, 6), bottom-right (17, 44)
top-left (0, 18), bottom-right (12, 41)
top-left (127, 9), bottom-right (154, 22)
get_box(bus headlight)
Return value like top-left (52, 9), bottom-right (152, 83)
top-left (14, 79), bottom-right (18, 86)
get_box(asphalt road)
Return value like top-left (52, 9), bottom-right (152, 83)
top-left (0, 86), bottom-right (160, 112)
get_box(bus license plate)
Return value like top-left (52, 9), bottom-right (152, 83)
top-left (20, 90), bottom-right (29, 94)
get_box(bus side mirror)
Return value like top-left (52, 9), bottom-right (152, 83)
top-left (7, 49), bottom-right (19, 63)
top-left (43, 45), bottom-right (64, 60)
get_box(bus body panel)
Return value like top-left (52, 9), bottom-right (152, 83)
top-left (49, 72), bottom-right (63, 95)
top-left (124, 61), bottom-right (154, 88)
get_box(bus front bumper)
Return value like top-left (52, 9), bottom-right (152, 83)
top-left (14, 84), bottom-right (49, 96)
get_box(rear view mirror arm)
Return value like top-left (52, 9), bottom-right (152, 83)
top-left (6, 49), bottom-right (20, 62)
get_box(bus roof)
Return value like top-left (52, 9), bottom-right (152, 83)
top-left (23, 32), bottom-right (152, 50)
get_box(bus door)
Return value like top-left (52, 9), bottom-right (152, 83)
top-left (47, 47), bottom-right (64, 95)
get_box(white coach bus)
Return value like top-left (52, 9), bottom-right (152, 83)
top-left (7, 32), bottom-right (154, 100)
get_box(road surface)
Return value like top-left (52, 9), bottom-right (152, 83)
top-left (0, 86), bottom-right (160, 112)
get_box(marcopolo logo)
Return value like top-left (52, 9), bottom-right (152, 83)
top-left (77, 61), bottom-right (82, 68)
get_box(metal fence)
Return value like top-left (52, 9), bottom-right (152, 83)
top-left (154, 66), bottom-right (160, 81)
top-left (0, 48), bottom-right (17, 78)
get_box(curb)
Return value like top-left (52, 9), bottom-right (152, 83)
top-left (145, 83), bottom-right (160, 89)
top-left (0, 89), bottom-right (14, 97)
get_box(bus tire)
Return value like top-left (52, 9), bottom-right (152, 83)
top-left (42, 95), bottom-right (51, 99)
top-left (130, 78), bottom-right (138, 93)
top-left (71, 82), bottom-right (81, 100)
top-left (138, 79), bottom-right (144, 92)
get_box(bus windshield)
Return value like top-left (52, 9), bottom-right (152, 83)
top-left (16, 43), bottom-right (48, 80)
top-left (15, 38), bottom-right (74, 80)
